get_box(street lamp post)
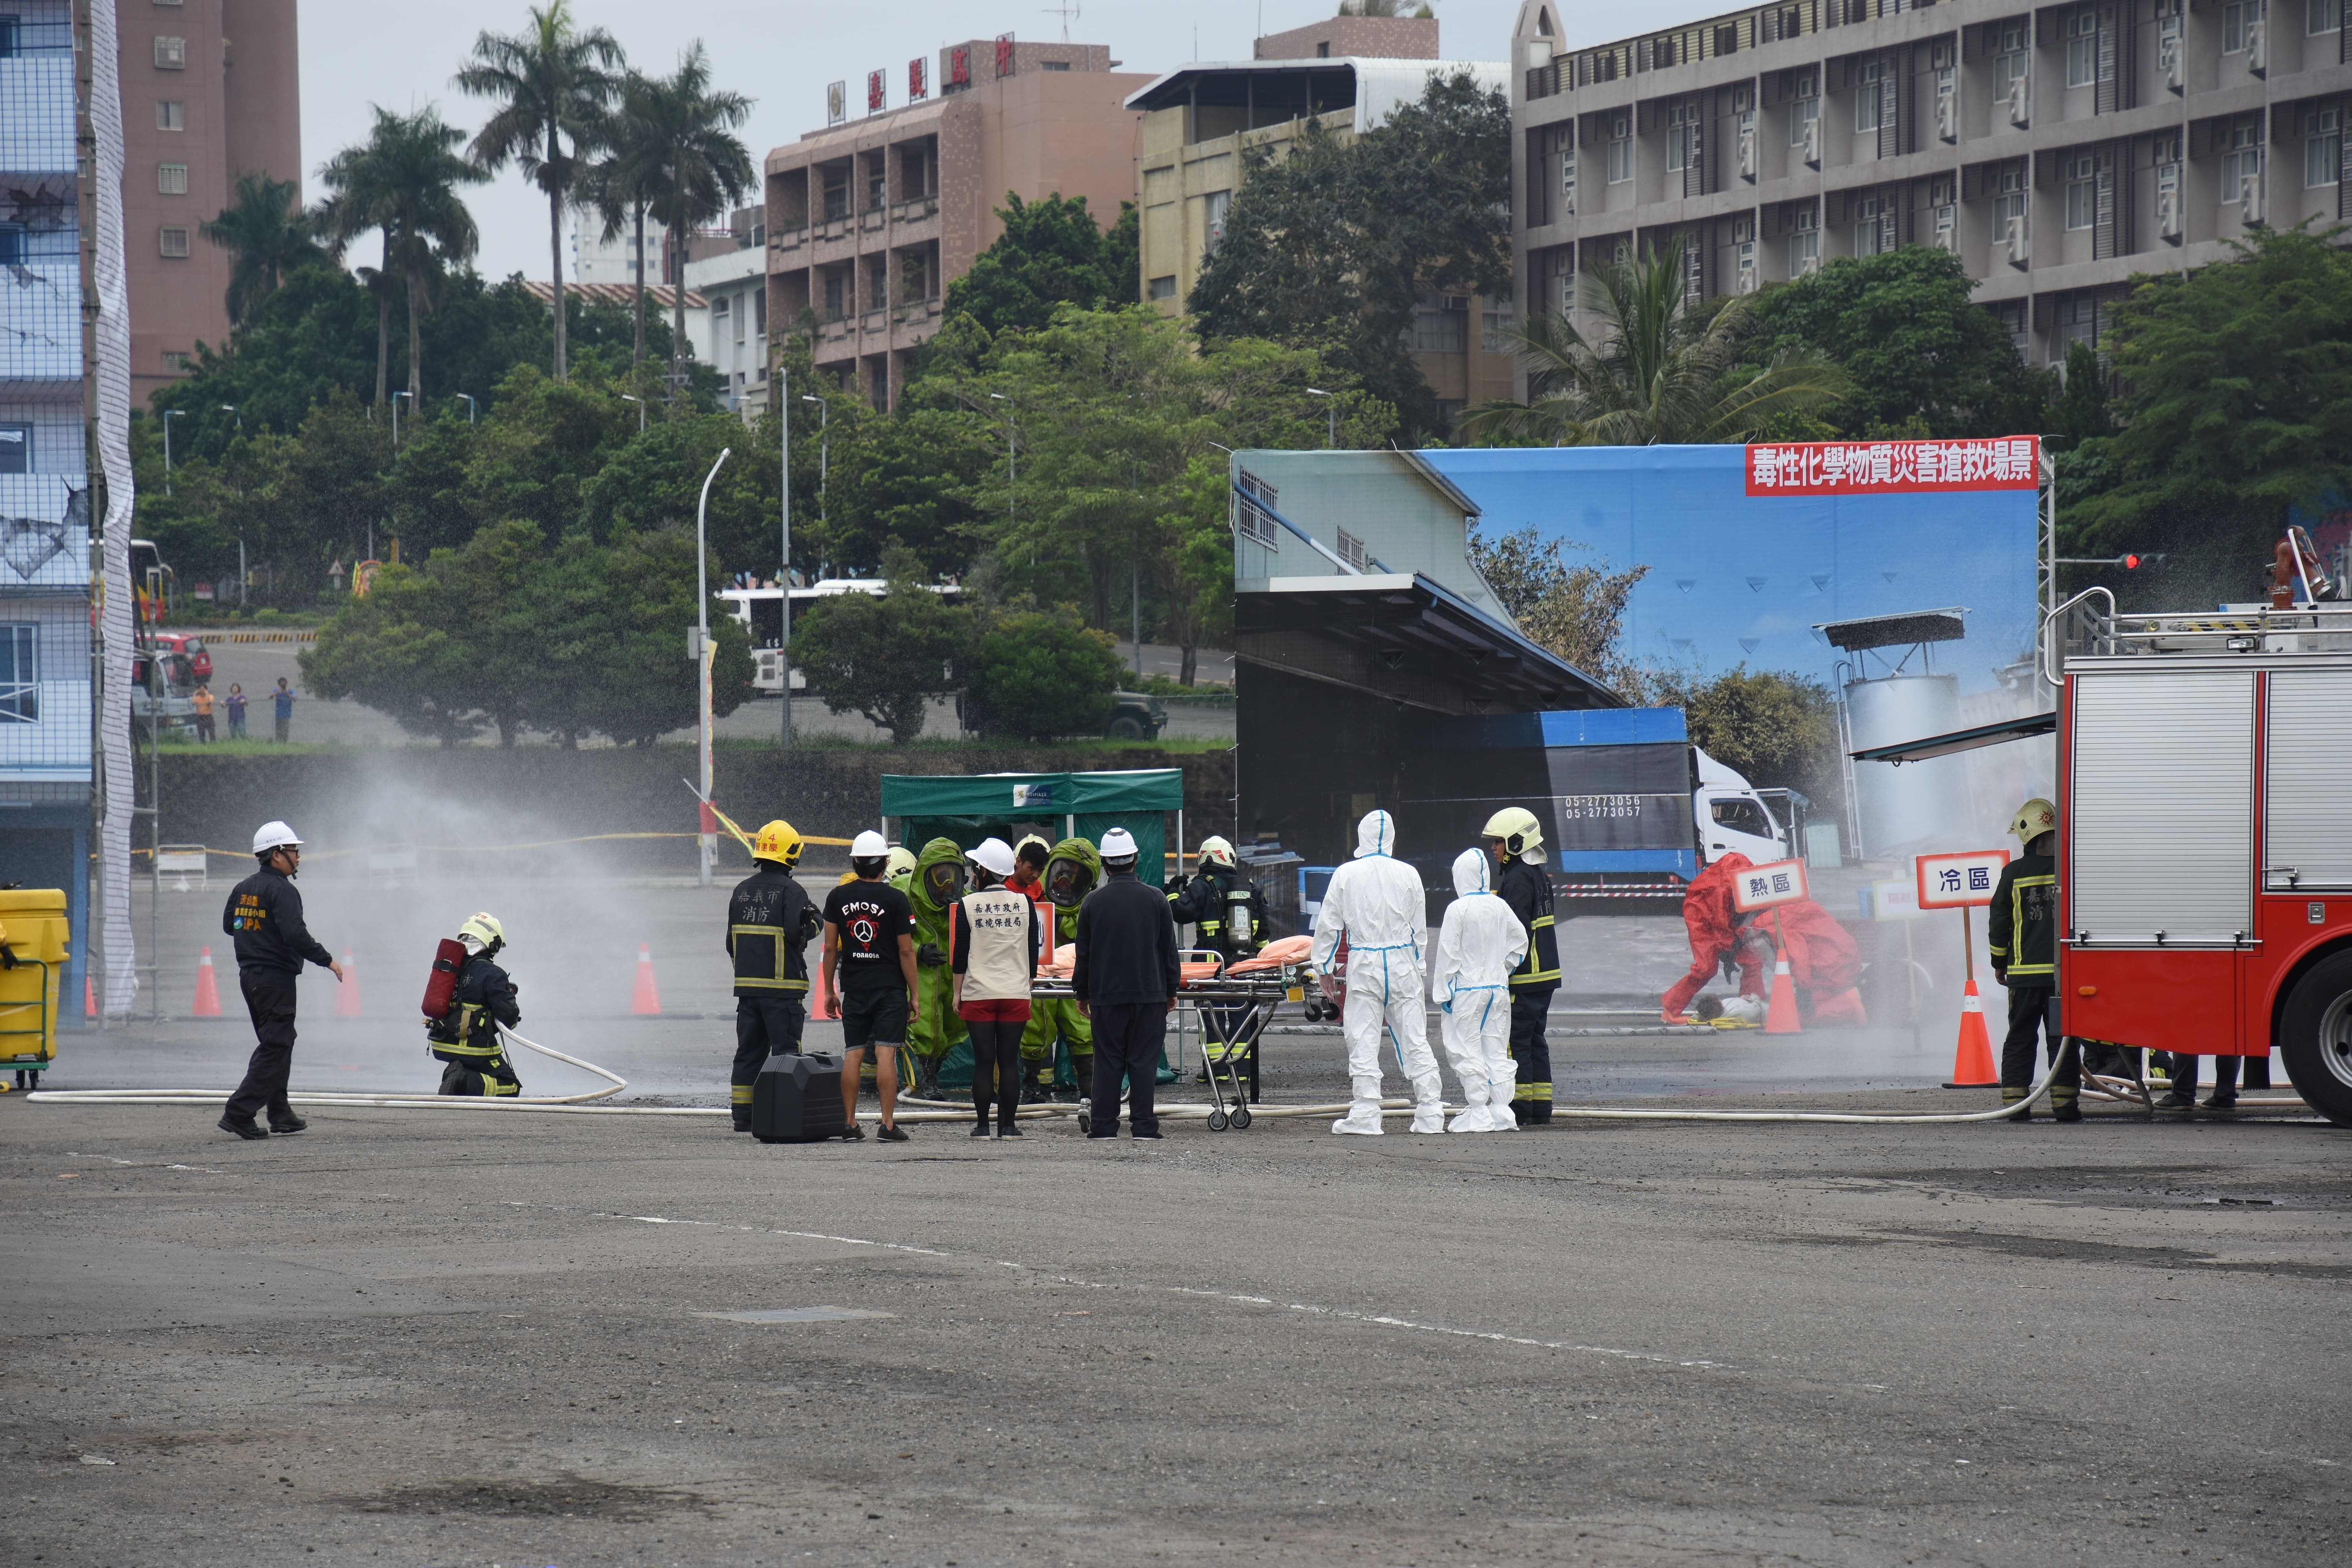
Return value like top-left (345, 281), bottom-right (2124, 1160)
top-left (455, 392), bottom-right (477, 425)
top-left (800, 394), bottom-right (828, 535)
top-left (1306, 386), bottom-right (1337, 448)
top-left (161, 408), bottom-right (185, 497)
top-left (695, 446), bottom-right (734, 887)
top-left (390, 389), bottom-right (411, 448)
top-left (621, 393), bottom-right (645, 435)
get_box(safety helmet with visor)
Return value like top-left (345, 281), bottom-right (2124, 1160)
top-left (457, 912), bottom-right (507, 957)
top-left (2010, 797), bottom-right (2059, 844)
top-left (1481, 806), bottom-right (1545, 858)
top-left (1198, 834), bottom-right (1238, 871)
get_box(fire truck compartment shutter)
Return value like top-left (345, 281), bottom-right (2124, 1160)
top-left (2070, 668), bottom-right (2254, 947)
top-left (2264, 670), bottom-right (2352, 890)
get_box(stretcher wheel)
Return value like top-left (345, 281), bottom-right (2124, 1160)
top-left (1076, 1109), bottom-right (1093, 1135)
top-left (1230, 1105), bottom-right (1251, 1129)
top-left (1207, 1108), bottom-right (1228, 1132)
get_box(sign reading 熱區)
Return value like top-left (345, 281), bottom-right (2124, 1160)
top-left (1730, 858), bottom-right (1810, 913)
top-left (1745, 437), bottom-right (2040, 495)
top-left (1915, 850), bottom-right (2011, 909)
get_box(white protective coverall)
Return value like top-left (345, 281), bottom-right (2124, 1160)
top-left (1310, 810), bottom-right (1444, 1134)
top-left (1431, 847), bottom-right (1527, 1132)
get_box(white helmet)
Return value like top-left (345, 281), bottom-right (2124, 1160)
top-left (850, 829), bottom-right (888, 858)
top-left (252, 820), bottom-right (303, 855)
top-left (1198, 834), bottom-right (1238, 870)
top-left (967, 837), bottom-right (1017, 878)
top-left (1099, 827), bottom-right (1139, 866)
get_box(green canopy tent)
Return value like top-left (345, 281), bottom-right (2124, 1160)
top-left (878, 769), bottom-right (1186, 879)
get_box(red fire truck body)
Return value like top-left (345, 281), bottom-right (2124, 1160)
top-left (2058, 606), bottom-right (2352, 1125)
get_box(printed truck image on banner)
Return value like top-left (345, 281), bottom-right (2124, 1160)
top-left (1746, 437), bottom-right (2042, 495)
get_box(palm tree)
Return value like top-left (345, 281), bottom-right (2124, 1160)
top-left (630, 44), bottom-right (755, 399)
top-left (456, 1), bottom-right (624, 383)
top-left (1461, 236), bottom-right (1848, 446)
top-left (581, 71), bottom-right (664, 368)
top-left (319, 107), bottom-right (488, 406)
top-left (200, 172), bottom-right (327, 327)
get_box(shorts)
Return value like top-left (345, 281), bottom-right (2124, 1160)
top-left (838, 988), bottom-right (908, 1051)
top-left (958, 996), bottom-right (1033, 1024)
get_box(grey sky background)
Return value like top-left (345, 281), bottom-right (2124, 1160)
top-left (295, 1), bottom-right (1728, 280)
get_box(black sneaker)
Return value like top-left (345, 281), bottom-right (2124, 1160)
top-left (267, 1113), bottom-right (308, 1135)
top-left (1131, 1127), bottom-right (1163, 1140)
top-left (971, 1122), bottom-right (991, 1138)
top-left (2157, 1092), bottom-right (2197, 1110)
top-left (218, 1115), bottom-right (268, 1141)
top-left (2200, 1094), bottom-right (2238, 1112)
top-left (999, 1121), bottom-right (1024, 1138)
top-left (839, 1122), bottom-right (867, 1141)
top-left (877, 1124), bottom-right (910, 1142)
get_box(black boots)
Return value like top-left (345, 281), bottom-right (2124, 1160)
top-left (268, 1112), bottom-right (307, 1134)
top-left (218, 1115), bottom-right (267, 1140)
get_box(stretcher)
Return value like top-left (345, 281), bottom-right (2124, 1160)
top-left (1031, 939), bottom-right (1323, 1131)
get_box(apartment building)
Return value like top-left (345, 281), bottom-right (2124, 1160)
top-left (1510, 0), bottom-right (2352, 367)
top-left (0, 0), bottom-right (93, 1000)
top-left (119, 0), bottom-right (301, 406)
top-left (683, 206), bottom-right (771, 419)
top-left (765, 39), bottom-right (1149, 411)
top-left (1128, 20), bottom-right (1518, 427)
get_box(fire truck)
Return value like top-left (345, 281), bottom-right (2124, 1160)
top-left (2055, 586), bottom-right (2352, 1127)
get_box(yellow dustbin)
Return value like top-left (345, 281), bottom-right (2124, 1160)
top-left (0, 887), bottom-right (69, 1082)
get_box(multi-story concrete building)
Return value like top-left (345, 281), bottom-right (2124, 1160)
top-left (1510, 0), bottom-right (2352, 367)
top-left (764, 39), bottom-right (1150, 411)
top-left (1127, 20), bottom-right (1518, 427)
top-left (684, 207), bottom-right (771, 418)
top-left (0, 0), bottom-right (94, 1004)
top-left (118, 0), bottom-right (300, 407)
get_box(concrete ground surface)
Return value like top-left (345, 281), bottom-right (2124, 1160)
top-left (8, 881), bottom-right (2345, 1566)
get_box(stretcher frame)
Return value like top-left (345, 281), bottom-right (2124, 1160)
top-left (1031, 949), bottom-right (1314, 1125)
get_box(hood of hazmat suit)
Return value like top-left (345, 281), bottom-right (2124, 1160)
top-left (1431, 848), bottom-right (1526, 1008)
top-left (1311, 811), bottom-right (1429, 975)
top-left (903, 837), bottom-right (970, 1065)
top-left (1042, 837), bottom-right (1103, 913)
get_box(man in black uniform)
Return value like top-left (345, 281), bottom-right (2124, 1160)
top-left (432, 913), bottom-right (524, 1096)
top-left (1167, 834), bottom-right (1268, 1082)
top-left (1483, 808), bottom-right (1561, 1125)
top-left (725, 819), bottom-right (820, 1131)
top-left (1075, 828), bottom-right (1181, 1139)
top-left (218, 820), bottom-right (343, 1140)
top-left (1988, 797), bottom-right (2080, 1121)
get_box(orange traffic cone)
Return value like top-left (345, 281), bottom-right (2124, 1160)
top-left (1763, 955), bottom-right (1802, 1034)
top-left (809, 951), bottom-right (833, 1020)
top-left (191, 947), bottom-right (222, 1016)
top-left (1944, 978), bottom-right (1998, 1087)
top-left (85, 974), bottom-right (97, 1018)
top-left (335, 949), bottom-right (362, 1018)
top-left (631, 943), bottom-right (662, 1015)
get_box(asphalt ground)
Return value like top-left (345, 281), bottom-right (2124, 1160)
top-left (8, 884), bottom-right (2349, 1566)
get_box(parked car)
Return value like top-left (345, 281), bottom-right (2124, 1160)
top-left (1104, 691), bottom-right (1167, 741)
top-left (147, 632), bottom-right (211, 681)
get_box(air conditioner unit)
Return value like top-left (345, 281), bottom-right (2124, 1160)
top-left (2006, 74), bottom-right (2030, 129)
top-left (1795, 249), bottom-right (1821, 278)
top-left (1561, 151), bottom-right (1577, 217)
top-left (2004, 213), bottom-right (2029, 268)
top-left (2157, 185), bottom-right (2183, 242)
top-left (1932, 204), bottom-right (1958, 253)
top-left (1735, 243), bottom-right (1759, 294)
top-left (2159, 18), bottom-right (2183, 92)
top-left (1802, 116), bottom-right (1822, 167)
top-left (1737, 114), bottom-right (1758, 180)
top-left (2240, 169), bottom-right (2265, 226)
top-left (1935, 76), bottom-right (1957, 142)
top-left (2246, 19), bottom-right (2267, 77)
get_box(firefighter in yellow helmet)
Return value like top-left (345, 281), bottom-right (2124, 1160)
top-left (1483, 807), bottom-right (1561, 1124)
top-left (1988, 797), bottom-right (2079, 1120)
top-left (432, 913), bottom-right (523, 1097)
top-left (724, 820), bottom-right (820, 1131)
top-left (1168, 835), bottom-right (1269, 1082)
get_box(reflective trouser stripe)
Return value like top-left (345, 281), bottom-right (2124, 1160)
top-left (1511, 970), bottom-right (1561, 987)
top-left (434, 1041), bottom-right (504, 1057)
top-left (1512, 1080), bottom-right (1553, 1102)
top-left (483, 1076), bottom-right (521, 1097)
top-left (732, 1085), bottom-right (753, 1104)
top-left (735, 977), bottom-right (810, 991)
top-left (2001, 1086), bottom-right (2028, 1103)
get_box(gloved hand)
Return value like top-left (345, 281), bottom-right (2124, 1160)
top-left (1991, 966), bottom-right (2007, 987)
top-left (1163, 876), bottom-right (1186, 895)
top-left (916, 942), bottom-right (945, 967)
top-left (1719, 954), bottom-right (1739, 984)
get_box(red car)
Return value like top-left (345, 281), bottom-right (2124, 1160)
top-left (148, 631), bottom-right (211, 681)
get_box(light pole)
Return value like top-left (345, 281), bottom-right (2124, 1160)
top-left (695, 446), bottom-right (733, 887)
top-left (1306, 386), bottom-right (1337, 448)
top-left (989, 392), bottom-right (1014, 529)
top-left (160, 408), bottom-right (185, 497)
top-left (218, 407), bottom-right (243, 604)
top-left (455, 392), bottom-right (476, 425)
top-left (219, 403), bottom-right (241, 434)
top-left (390, 389), bottom-right (411, 448)
top-left (621, 393), bottom-right (645, 435)
top-left (800, 393), bottom-right (828, 537)
top-left (779, 363), bottom-right (793, 749)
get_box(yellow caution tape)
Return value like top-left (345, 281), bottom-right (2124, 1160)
top-left (132, 830), bottom-right (857, 862)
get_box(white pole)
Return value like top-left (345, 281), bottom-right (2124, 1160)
top-left (697, 446), bottom-right (733, 886)
top-left (780, 365), bottom-right (793, 748)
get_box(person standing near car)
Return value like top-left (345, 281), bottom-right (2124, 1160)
top-left (951, 838), bottom-right (1043, 1139)
top-left (218, 821), bottom-right (343, 1139)
top-left (271, 677), bottom-right (295, 743)
top-left (822, 830), bottom-right (918, 1142)
top-left (225, 683), bottom-right (248, 740)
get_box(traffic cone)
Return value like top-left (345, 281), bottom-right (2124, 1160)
top-left (1763, 955), bottom-right (1802, 1034)
top-left (809, 951), bottom-right (833, 1020)
top-left (631, 943), bottom-right (662, 1016)
top-left (335, 949), bottom-right (362, 1018)
top-left (191, 947), bottom-right (222, 1016)
top-left (1944, 978), bottom-right (1999, 1088)
top-left (85, 974), bottom-right (97, 1018)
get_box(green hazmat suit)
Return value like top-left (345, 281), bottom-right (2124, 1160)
top-left (1023, 835), bottom-right (1099, 1091)
top-left (902, 837), bottom-right (970, 1093)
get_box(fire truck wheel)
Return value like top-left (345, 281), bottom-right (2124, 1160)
top-left (2277, 950), bottom-right (2352, 1128)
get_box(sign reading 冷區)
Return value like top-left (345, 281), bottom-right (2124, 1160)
top-left (1916, 850), bottom-right (2011, 909)
top-left (1730, 858), bottom-right (1810, 913)
top-left (1745, 437), bottom-right (2040, 495)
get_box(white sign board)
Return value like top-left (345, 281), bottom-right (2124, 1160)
top-left (1915, 850), bottom-right (2010, 909)
top-left (1867, 878), bottom-right (1929, 921)
top-left (1730, 858), bottom-right (1811, 913)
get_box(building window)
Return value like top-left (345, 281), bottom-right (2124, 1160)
top-left (158, 100), bottom-right (184, 131)
top-left (1235, 469), bottom-right (1280, 549)
top-left (2308, 105), bottom-right (2344, 185)
top-left (1561, 146), bottom-right (1577, 214)
top-left (158, 227), bottom-right (190, 258)
top-left (153, 34), bottom-right (185, 69)
top-left (0, 223), bottom-right (22, 265)
top-left (1667, 101), bottom-right (1700, 172)
top-left (1789, 72), bottom-right (1819, 147)
top-left (1410, 292), bottom-right (1468, 353)
top-left (1993, 298), bottom-right (2028, 356)
top-left (161, 350), bottom-right (191, 372)
top-left (1481, 300), bottom-right (1517, 352)
top-left (1205, 189), bottom-right (1231, 252)
top-left (158, 163), bottom-right (188, 194)
top-left (0, 16), bottom-right (19, 57)
top-left (1336, 528), bottom-right (1370, 571)
top-left (1606, 113), bottom-right (1632, 183)
top-left (2066, 8), bottom-right (2100, 87)
top-left (1994, 22), bottom-right (2029, 104)
top-left (2224, 0), bottom-right (2265, 52)
top-left (1148, 275), bottom-right (1177, 301)
top-left (2065, 154), bottom-right (2098, 227)
top-left (2314, 0), bottom-right (2343, 32)
top-left (1854, 61), bottom-right (1883, 133)
top-left (2056, 293), bottom-right (2105, 358)
top-left (1041, 59), bottom-right (1070, 71)
top-left (821, 170), bottom-right (849, 222)
top-left (1854, 194), bottom-right (1889, 256)
top-left (1789, 207), bottom-right (1819, 274)
top-left (0, 625), bottom-right (37, 723)
top-left (0, 423), bottom-right (28, 474)
top-left (2221, 116), bottom-right (2264, 199)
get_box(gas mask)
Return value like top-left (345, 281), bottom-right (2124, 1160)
top-left (922, 860), bottom-right (966, 907)
top-left (1044, 854), bottom-right (1096, 909)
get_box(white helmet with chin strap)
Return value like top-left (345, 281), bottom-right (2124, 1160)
top-left (252, 820), bottom-right (303, 856)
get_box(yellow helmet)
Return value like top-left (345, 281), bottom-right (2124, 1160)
top-left (1481, 806), bottom-right (1544, 857)
top-left (457, 912), bottom-right (506, 954)
top-left (2010, 797), bottom-right (2059, 841)
top-left (753, 818), bottom-right (804, 865)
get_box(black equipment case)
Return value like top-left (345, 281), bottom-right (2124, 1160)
top-left (753, 1052), bottom-right (849, 1143)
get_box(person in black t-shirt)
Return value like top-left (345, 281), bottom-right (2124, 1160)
top-left (821, 830), bottom-right (920, 1142)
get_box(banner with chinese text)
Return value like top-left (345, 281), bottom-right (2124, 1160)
top-left (1745, 437), bottom-right (2040, 496)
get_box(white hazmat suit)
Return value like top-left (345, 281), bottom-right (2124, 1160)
top-left (1310, 810), bottom-right (1444, 1134)
top-left (1431, 848), bottom-right (1526, 1132)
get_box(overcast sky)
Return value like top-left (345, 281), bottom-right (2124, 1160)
top-left (295, 0), bottom-right (1728, 279)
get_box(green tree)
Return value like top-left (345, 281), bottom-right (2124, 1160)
top-left (458, 362), bottom-right (633, 537)
top-left (2046, 340), bottom-right (2116, 452)
top-left (1463, 236), bottom-right (1847, 446)
top-left (318, 106), bottom-right (488, 407)
top-left (964, 607), bottom-right (1122, 740)
top-left (581, 71), bottom-right (664, 367)
top-left (787, 555), bottom-right (973, 742)
top-left (457, 0), bottom-right (625, 381)
top-left (625, 42), bottom-right (755, 396)
top-left (1644, 667), bottom-right (1842, 803)
top-left (199, 172), bottom-right (328, 328)
top-left (943, 193), bottom-right (1137, 336)
top-left (1739, 247), bottom-right (2047, 439)
top-left (1466, 524), bottom-right (1649, 698)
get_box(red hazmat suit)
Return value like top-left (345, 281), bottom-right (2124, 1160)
top-left (1662, 855), bottom-right (1768, 1019)
top-left (1766, 898), bottom-right (1867, 1026)
top-left (1662, 856), bottom-right (1868, 1026)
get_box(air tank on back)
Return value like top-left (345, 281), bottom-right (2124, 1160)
top-left (1818, 609), bottom-right (1972, 862)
